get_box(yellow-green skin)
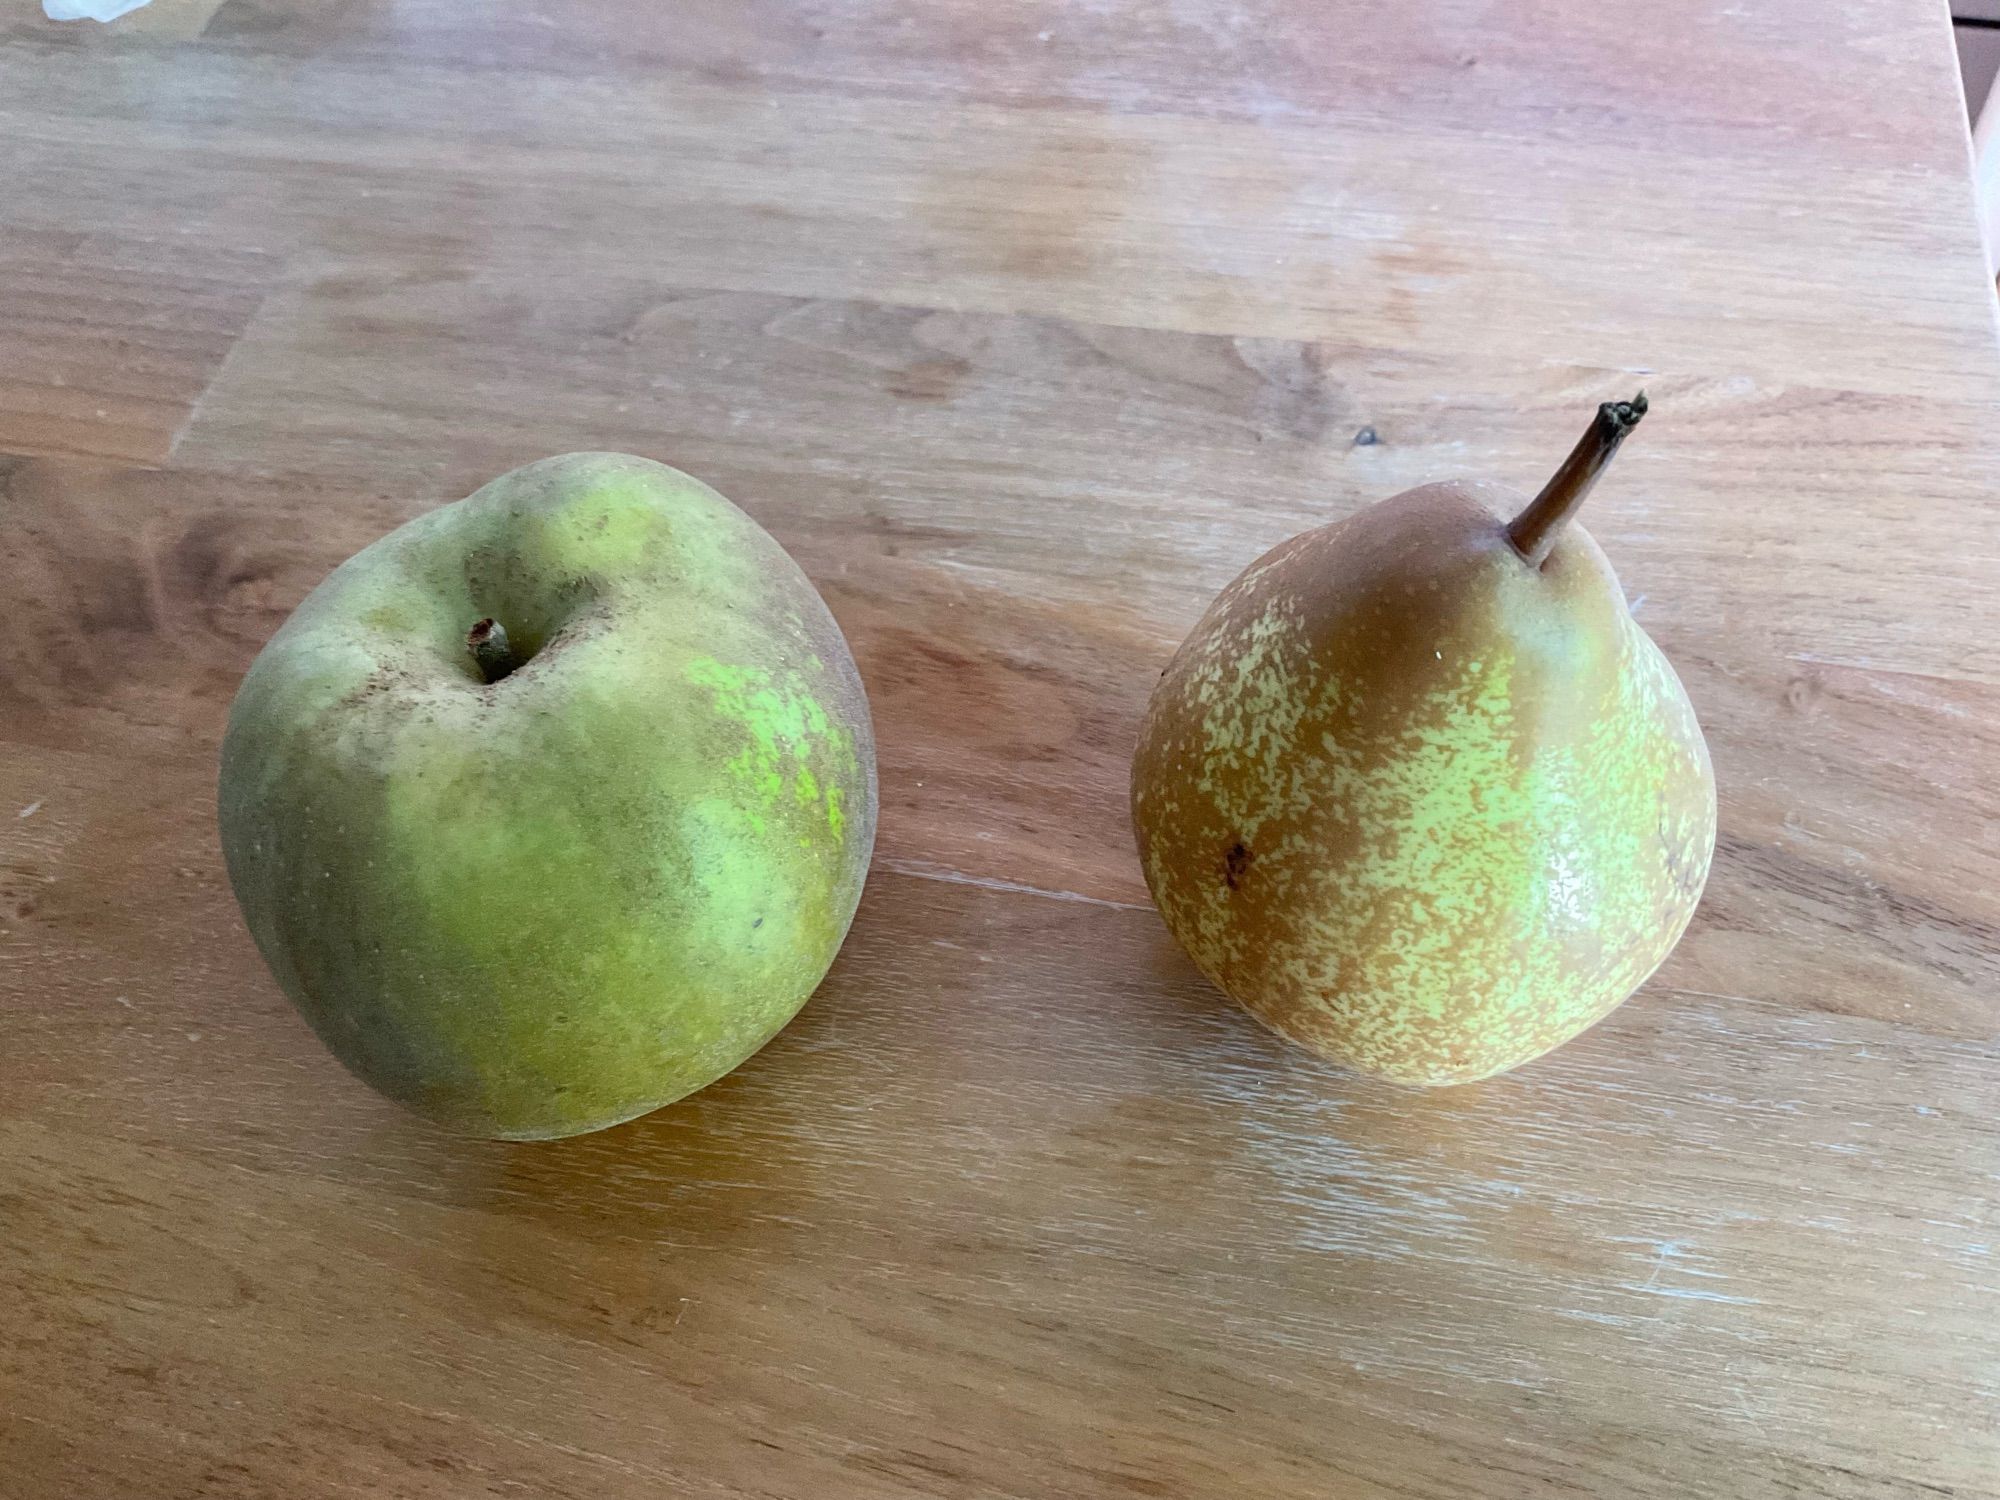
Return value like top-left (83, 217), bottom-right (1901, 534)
top-left (219, 454), bottom-right (875, 1139)
top-left (1131, 481), bottom-right (1714, 1085)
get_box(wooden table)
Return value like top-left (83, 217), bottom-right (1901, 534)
top-left (5, 2), bottom-right (1998, 1495)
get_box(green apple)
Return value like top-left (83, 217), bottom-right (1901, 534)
top-left (219, 453), bottom-right (876, 1140)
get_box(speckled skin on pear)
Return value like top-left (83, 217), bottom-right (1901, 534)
top-left (1131, 482), bottom-right (1714, 1085)
top-left (219, 454), bottom-right (876, 1139)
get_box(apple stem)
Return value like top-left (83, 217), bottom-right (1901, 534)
top-left (1505, 391), bottom-right (1648, 567)
top-left (467, 618), bottom-right (518, 684)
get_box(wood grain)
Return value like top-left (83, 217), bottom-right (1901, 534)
top-left (3, 2), bottom-right (1998, 1496)
top-left (0, 230), bottom-right (278, 465)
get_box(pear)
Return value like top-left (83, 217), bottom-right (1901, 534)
top-left (1131, 396), bottom-right (1713, 1085)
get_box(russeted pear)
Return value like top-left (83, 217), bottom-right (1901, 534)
top-left (1131, 396), bottom-right (1714, 1084)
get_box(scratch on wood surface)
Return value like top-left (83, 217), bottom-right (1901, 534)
top-left (0, 237), bottom-right (280, 466)
top-left (878, 857), bottom-right (1151, 911)
top-left (1609, 1238), bottom-right (1765, 1307)
top-left (163, 289), bottom-right (272, 461)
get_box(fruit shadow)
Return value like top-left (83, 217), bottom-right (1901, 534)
top-left (412, 859), bottom-right (1114, 1319)
top-left (413, 875), bottom-right (1561, 1323)
top-left (487, 976), bottom-right (864, 1206)
top-left (1127, 917), bottom-right (1571, 1180)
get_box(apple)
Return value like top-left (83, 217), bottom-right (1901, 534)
top-left (218, 453), bottom-right (876, 1140)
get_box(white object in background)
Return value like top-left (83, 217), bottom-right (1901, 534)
top-left (43, 0), bottom-right (156, 19)
top-left (1977, 81), bottom-right (2000, 276)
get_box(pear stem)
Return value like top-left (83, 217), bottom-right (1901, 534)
top-left (467, 618), bottom-right (518, 683)
top-left (1504, 391), bottom-right (1649, 567)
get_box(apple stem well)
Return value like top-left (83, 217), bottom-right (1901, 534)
top-left (1504, 391), bottom-right (1648, 568)
top-left (467, 618), bottom-right (519, 684)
